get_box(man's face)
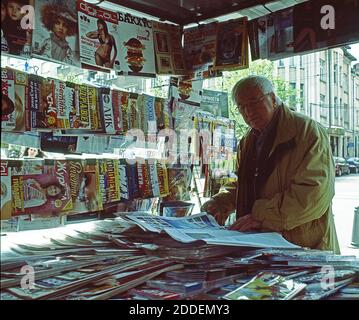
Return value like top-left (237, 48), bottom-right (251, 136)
top-left (236, 87), bottom-right (276, 132)
top-left (53, 18), bottom-right (68, 40)
top-left (7, 2), bottom-right (23, 21)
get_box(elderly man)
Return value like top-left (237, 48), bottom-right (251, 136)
top-left (202, 75), bottom-right (340, 253)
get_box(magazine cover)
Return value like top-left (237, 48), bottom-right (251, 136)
top-left (12, 68), bottom-right (28, 132)
top-left (11, 159), bottom-right (73, 216)
top-left (118, 12), bottom-right (156, 77)
top-left (1, 161), bottom-right (12, 219)
top-left (1, 0), bottom-right (33, 57)
top-left (183, 22), bottom-right (218, 77)
top-left (112, 89), bottom-right (124, 134)
top-left (152, 21), bottom-right (186, 75)
top-left (200, 89), bottom-right (229, 118)
top-left (78, 0), bottom-right (121, 72)
top-left (223, 272), bottom-right (306, 300)
top-left (164, 167), bottom-right (191, 201)
top-left (68, 159), bottom-right (102, 213)
top-left (169, 76), bottom-right (203, 106)
top-left (88, 85), bottom-right (102, 131)
top-left (1, 67), bottom-right (16, 130)
top-left (30, 76), bottom-right (57, 130)
top-left (272, 8), bottom-right (294, 59)
top-left (67, 158), bottom-right (103, 214)
top-left (214, 17), bottom-right (248, 70)
top-left (99, 87), bottom-right (115, 134)
top-left (247, 19), bottom-right (260, 61)
top-left (32, 0), bottom-right (80, 67)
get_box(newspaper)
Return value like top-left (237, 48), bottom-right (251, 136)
top-left (125, 213), bottom-right (300, 249)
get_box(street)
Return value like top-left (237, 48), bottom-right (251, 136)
top-left (333, 174), bottom-right (359, 256)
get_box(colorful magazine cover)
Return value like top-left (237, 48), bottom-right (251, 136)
top-left (200, 89), bottom-right (229, 118)
top-left (118, 12), bottom-right (156, 77)
top-left (15, 69), bottom-right (29, 131)
top-left (223, 272), bottom-right (306, 300)
top-left (214, 17), bottom-right (248, 70)
top-left (67, 158), bottom-right (102, 214)
top-left (1, 0), bottom-right (33, 57)
top-left (1, 67), bottom-right (16, 130)
top-left (164, 167), bottom-right (191, 201)
top-left (30, 75), bottom-right (57, 130)
top-left (183, 22), bottom-right (218, 77)
top-left (11, 159), bottom-right (73, 216)
top-left (152, 21), bottom-right (186, 75)
top-left (99, 87), bottom-right (115, 134)
top-left (78, 0), bottom-right (121, 72)
top-left (111, 89), bottom-right (124, 134)
top-left (169, 76), bottom-right (203, 106)
top-left (32, 0), bottom-right (80, 67)
top-left (1, 160), bottom-right (12, 219)
top-left (273, 8), bottom-right (294, 58)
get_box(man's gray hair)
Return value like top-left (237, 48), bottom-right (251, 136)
top-left (232, 76), bottom-right (275, 105)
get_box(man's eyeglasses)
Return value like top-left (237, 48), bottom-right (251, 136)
top-left (237, 93), bottom-right (270, 113)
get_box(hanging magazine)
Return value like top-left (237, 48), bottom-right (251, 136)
top-left (78, 0), bottom-right (121, 72)
top-left (118, 12), bottom-right (156, 77)
top-left (214, 17), bottom-right (248, 70)
top-left (184, 22), bottom-right (218, 77)
top-left (152, 21), bottom-right (186, 75)
top-left (32, 0), bottom-right (80, 67)
top-left (1, 0), bottom-right (33, 57)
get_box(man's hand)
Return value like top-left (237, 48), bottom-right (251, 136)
top-left (229, 214), bottom-right (262, 231)
top-left (201, 199), bottom-right (229, 225)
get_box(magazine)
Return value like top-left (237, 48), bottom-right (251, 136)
top-left (11, 159), bottom-right (73, 216)
top-left (1, 0), bottom-right (33, 57)
top-left (1, 67), bottom-right (16, 130)
top-left (214, 17), bottom-right (248, 70)
top-left (32, 0), bottom-right (80, 67)
top-left (200, 89), bottom-right (229, 118)
top-left (1, 161), bottom-right (12, 220)
top-left (184, 22), bottom-right (218, 77)
top-left (118, 12), bottom-right (156, 77)
top-left (152, 21), bottom-right (186, 75)
top-left (223, 272), bottom-right (306, 300)
top-left (78, 0), bottom-right (121, 72)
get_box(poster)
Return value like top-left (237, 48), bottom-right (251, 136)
top-left (184, 22), bottom-right (218, 77)
top-left (1, 0), bottom-right (33, 57)
top-left (118, 12), bottom-right (156, 77)
top-left (214, 17), bottom-right (248, 70)
top-left (200, 89), bottom-right (229, 118)
top-left (294, 0), bottom-right (359, 54)
top-left (78, 0), bottom-right (121, 72)
top-left (32, 0), bottom-right (80, 67)
top-left (152, 21), bottom-right (186, 75)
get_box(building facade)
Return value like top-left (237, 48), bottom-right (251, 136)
top-left (274, 47), bottom-right (359, 158)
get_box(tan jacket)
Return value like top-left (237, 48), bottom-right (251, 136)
top-left (212, 104), bottom-right (340, 253)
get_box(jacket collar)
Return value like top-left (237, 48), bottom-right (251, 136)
top-left (268, 104), bottom-right (297, 157)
